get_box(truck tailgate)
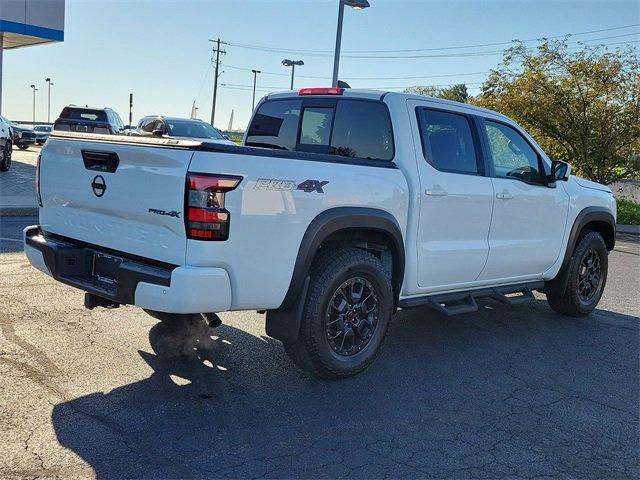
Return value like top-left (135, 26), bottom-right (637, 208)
top-left (39, 137), bottom-right (194, 266)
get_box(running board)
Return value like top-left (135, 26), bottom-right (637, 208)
top-left (398, 281), bottom-right (544, 316)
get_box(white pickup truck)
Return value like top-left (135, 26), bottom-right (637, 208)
top-left (25, 88), bottom-right (616, 378)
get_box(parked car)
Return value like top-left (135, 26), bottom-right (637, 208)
top-left (53, 106), bottom-right (125, 134)
top-left (34, 125), bottom-right (52, 145)
top-left (134, 116), bottom-right (235, 144)
top-left (6, 122), bottom-right (36, 150)
top-left (25, 88), bottom-right (616, 378)
top-left (0, 115), bottom-right (12, 171)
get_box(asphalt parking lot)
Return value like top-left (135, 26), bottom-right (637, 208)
top-left (0, 216), bottom-right (638, 479)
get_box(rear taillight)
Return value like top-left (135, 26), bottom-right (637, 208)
top-left (185, 173), bottom-right (242, 241)
top-left (35, 154), bottom-right (42, 207)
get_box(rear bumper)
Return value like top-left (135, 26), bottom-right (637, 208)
top-left (23, 226), bottom-right (232, 314)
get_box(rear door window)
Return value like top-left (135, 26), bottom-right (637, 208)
top-left (245, 99), bottom-right (302, 150)
top-left (417, 108), bottom-right (480, 174)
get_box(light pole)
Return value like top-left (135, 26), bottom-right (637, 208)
top-left (332, 0), bottom-right (369, 87)
top-left (251, 69), bottom-right (261, 112)
top-left (30, 84), bottom-right (38, 124)
top-left (282, 59), bottom-right (304, 90)
top-left (45, 78), bottom-right (53, 123)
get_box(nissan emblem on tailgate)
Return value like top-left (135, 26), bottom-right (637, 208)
top-left (91, 175), bottom-right (107, 197)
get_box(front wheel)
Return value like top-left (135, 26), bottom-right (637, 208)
top-left (17, 144), bottom-right (28, 150)
top-left (546, 231), bottom-right (608, 317)
top-left (284, 247), bottom-right (393, 379)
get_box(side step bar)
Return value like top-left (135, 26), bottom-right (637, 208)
top-left (398, 281), bottom-right (544, 317)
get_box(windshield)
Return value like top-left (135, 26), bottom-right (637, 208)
top-left (165, 120), bottom-right (225, 139)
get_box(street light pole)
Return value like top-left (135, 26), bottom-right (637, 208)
top-left (45, 78), bottom-right (53, 123)
top-left (251, 69), bottom-right (260, 112)
top-left (282, 59), bottom-right (304, 90)
top-left (331, 0), bottom-right (370, 87)
top-left (30, 84), bottom-right (38, 124)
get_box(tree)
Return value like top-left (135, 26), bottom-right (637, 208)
top-left (405, 83), bottom-right (469, 103)
top-left (476, 39), bottom-right (640, 184)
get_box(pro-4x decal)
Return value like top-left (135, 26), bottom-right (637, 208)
top-left (296, 180), bottom-right (329, 193)
top-left (254, 178), bottom-right (329, 193)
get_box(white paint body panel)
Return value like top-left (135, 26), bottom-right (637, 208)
top-left (39, 139), bottom-right (193, 266)
top-left (186, 150), bottom-right (409, 310)
top-left (478, 177), bottom-right (569, 281)
top-left (135, 266), bottom-right (232, 313)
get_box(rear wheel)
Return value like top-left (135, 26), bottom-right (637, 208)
top-left (284, 247), bottom-right (393, 379)
top-left (0, 141), bottom-right (11, 172)
top-left (17, 144), bottom-right (28, 150)
top-left (546, 231), bottom-right (608, 317)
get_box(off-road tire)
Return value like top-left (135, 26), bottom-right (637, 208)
top-left (284, 247), bottom-right (393, 379)
top-left (0, 141), bottom-right (11, 172)
top-left (546, 231), bottom-right (608, 317)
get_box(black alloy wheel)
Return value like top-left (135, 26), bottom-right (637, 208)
top-left (577, 248), bottom-right (602, 302)
top-left (326, 277), bottom-right (380, 356)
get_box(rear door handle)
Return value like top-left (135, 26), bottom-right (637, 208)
top-left (425, 188), bottom-right (448, 197)
top-left (496, 192), bottom-right (513, 200)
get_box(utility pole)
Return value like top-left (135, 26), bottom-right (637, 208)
top-left (45, 78), bottom-right (53, 123)
top-left (251, 69), bottom-right (260, 112)
top-left (209, 38), bottom-right (226, 127)
top-left (30, 84), bottom-right (38, 124)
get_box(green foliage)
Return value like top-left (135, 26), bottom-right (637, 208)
top-left (405, 83), bottom-right (469, 103)
top-left (475, 40), bottom-right (640, 185)
top-left (616, 198), bottom-right (640, 225)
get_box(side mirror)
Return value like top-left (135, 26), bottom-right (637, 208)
top-left (152, 128), bottom-right (165, 137)
top-left (549, 160), bottom-right (571, 184)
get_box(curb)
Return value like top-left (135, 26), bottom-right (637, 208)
top-left (0, 207), bottom-right (38, 217)
top-left (617, 224), bottom-right (640, 235)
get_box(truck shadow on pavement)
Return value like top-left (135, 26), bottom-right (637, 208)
top-left (51, 300), bottom-right (639, 479)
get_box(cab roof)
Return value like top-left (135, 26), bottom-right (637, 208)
top-left (263, 88), bottom-right (509, 121)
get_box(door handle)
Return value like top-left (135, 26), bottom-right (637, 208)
top-left (496, 192), bottom-right (513, 200)
top-left (425, 188), bottom-right (448, 197)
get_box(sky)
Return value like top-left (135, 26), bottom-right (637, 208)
top-left (2, 0), bottom-right (639, 129)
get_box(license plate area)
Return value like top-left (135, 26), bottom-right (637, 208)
top-left (92, 253), bottom-right (122, 284)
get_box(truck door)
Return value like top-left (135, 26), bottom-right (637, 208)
top-left (409, 101), bottom-right (495, 290)
top-left (476, 118), bottom-right (569, 281)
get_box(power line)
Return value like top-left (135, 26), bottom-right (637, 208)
top-left (225, 23), bottom-right (639, 56)
top-left (222, 63), bottom-right (489, 81)
top-left (225, 34), bottom-right (638, 60)
top-left (340, 34), bottom-right (639, 59)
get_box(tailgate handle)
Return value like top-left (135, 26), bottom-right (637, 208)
top-left (82, 150), bottom-right (120, 173)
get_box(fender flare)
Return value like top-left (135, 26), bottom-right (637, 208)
top-left (266, 207), bottom-right (405, 343)
top-left (560, 206), bottom-right (616, 273)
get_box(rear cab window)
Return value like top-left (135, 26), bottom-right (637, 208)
top-left (246, 97), bottom-right (394, 161)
